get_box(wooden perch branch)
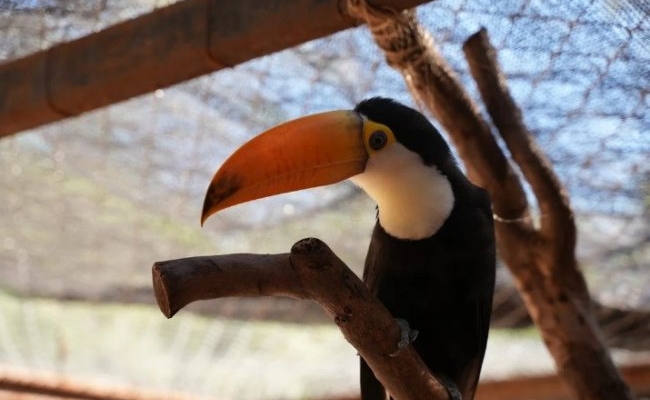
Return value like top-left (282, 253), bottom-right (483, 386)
top-left (153, 238), bottom-right (450, 400)
top-left (153, 253), bottom-right (297, 318)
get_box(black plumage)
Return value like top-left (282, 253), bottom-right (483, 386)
top-left (355, 98), bottom-right (496, 400)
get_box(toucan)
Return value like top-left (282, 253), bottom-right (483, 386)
top-left (201, 97), bottom-right (496, 400)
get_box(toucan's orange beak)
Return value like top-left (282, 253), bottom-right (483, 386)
top-left (201, 110), bottom-right (368, 225)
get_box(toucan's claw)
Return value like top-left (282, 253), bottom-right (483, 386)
top-left (390, 318), bottom-right (419, 356)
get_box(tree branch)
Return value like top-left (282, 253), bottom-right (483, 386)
top-left (152, 238), bottom-right (450, 400)
top-left (459, 29), bottom-right (633, 400)
top-left (463, 28), bottom-right (576, 265)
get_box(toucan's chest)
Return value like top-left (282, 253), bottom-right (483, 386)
top-left (362, 195), bottom-right (494, 309)
top-left (364, 218), bottom-right (467, 286)
top-left (363, 229), bottom-right (465, 323)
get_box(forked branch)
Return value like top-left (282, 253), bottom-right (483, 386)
top-left (463, 28), bottom-right (576, 263)
top-left (153, 238), bottom-right (450, 400)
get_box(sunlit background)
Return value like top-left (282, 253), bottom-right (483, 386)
top-left (1, 0), bottom-right (648, 398)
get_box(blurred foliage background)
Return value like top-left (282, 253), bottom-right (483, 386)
top-left (0, 0), bottom-right (648, 398)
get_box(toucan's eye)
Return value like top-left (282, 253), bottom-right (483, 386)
top-left (369, 130), bottom-right (388, 150)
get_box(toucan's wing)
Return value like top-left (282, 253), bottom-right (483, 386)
top-left (360, 221), bottom-right (388, 400)
top-left (457, 187), bottom-right (496, 400)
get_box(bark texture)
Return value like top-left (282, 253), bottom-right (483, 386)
top-left (153, 238), bottom-right (451, 400)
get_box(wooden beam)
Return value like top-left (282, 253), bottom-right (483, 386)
top-left (3, 362), bottom-right (649, 400)
top-left (474, 362), bottom-right (650, 400)
top-left (0, 366), bottom-right (212, 400)
top-left (0, 0), bottom-right (431, 138)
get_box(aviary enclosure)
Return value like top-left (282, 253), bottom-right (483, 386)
top-left (0, 0), bottom-right (648, 399)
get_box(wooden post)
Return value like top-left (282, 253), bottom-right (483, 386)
top-left (0, 0), bottom-right (432, 138)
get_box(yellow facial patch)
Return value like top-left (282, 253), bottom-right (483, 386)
top-left (361, 119), bottom-right (397, 155)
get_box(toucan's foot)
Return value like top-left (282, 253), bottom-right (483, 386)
top-left (436, 373), bottom-right (462, 400)
top-left (389, 318), bottom-right (419, 356)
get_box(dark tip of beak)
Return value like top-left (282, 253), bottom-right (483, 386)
top-left (200, 173), bottom-right (242, 226)
top-left (200, 200), bottom-right (211, 227)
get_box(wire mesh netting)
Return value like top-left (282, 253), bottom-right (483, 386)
top-left (1, 0), bottom-right (649, 398)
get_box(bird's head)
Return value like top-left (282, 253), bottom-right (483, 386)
top-left (202, 97), bottom-right (456, 239)
top-left (353, 97), bottom-right (453, 169)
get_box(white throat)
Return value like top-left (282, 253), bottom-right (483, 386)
top-left (350, 143), bottom-right (454, 240)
